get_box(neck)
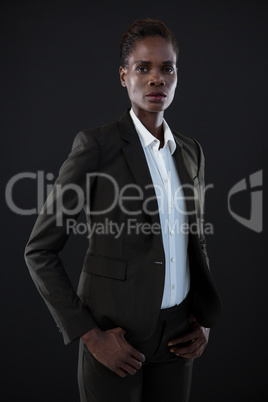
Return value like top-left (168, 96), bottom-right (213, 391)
top-left (132, 107), bottom-right (164, 143)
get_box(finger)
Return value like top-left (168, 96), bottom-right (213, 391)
top-left (116, 368), bottom-right (128, 378)
top-left (168, 332), bottom-right (195, 346)
top-left (107, 327), bottom-right (126, 336)
top-left (115, 327), bottom-right (126, 337)
top-left (176, 344), bottom-right (206, 359)
top-left (130, 347), bottom-right (146, 363)
top-left (121, 362), bottom-right (139, 376)
top-left (170, 342), bottom-right (197, 356)
top-left (120, 333), bottom-right (145, 363)
top-left (119, 328), bottom-right (127, 337)
top-left (168, 325), bottom-right (202, 346)
top-left (171, 340), bottom-right (206, 357)
top-left (172, 336), bottom-right (203, 352)
top-left (126, 356), bottom-right (143, 371)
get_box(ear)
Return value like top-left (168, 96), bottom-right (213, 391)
top-left (119, 66), bottom-right (127, 87)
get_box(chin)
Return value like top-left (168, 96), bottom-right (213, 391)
top-left (148, 104), bottom-right (168, 113)
top-left (133, 103), bottom-right (166, 115)
top-left (146, 101), bottom-right (166, 109)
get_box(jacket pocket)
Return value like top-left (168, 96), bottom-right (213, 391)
top-left (82, 253), bottom-right (127, 280)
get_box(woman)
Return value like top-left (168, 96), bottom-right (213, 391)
top-left (25, 18), bottom-right (222, 402)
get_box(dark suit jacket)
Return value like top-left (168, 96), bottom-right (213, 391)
top-left (25, 110), bottom-right (222, 345)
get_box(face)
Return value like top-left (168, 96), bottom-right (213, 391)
top-left (120, 36), bottom-right (178, 118)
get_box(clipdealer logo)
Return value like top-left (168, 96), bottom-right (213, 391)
top-left (5, 169), bottom-right (264, 233)
top-left (227, 170), bottom-right (263, 233)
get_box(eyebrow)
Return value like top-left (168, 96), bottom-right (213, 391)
top-left (134, 60), bottom-right (176, 65)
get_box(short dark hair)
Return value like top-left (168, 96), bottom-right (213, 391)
top-left (120, 18), bottom-right (179, 67)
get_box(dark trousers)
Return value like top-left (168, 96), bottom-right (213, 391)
top-left (78, 296), bottom-right (194, 402)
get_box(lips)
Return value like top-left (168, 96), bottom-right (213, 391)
top-left (146, 91), bottom-right (167, 102)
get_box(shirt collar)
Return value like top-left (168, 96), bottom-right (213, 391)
top-left (129, 108), bottom-right (176, 155)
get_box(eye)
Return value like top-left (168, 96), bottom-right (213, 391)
top-left (136, 66), bottom-right (149, 73)
top-left (163, 66), bottom-right (175, 74)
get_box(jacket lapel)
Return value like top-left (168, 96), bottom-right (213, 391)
top-left (172, 138), bottom-right (197, 225)
top-left (118, 111), bottom-right (161, 226)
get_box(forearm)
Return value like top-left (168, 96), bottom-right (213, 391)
top-left (25, 245), bottom-right (97, 343)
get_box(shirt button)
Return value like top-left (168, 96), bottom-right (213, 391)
top-left (172, 284), bottom-right (175, 290)
top-left (171, 257), bottom-right (175, 263)
top-left (170, 230), bottom-right (174, 235)
top-left (164, 178), bottom-right (168, 183)
top-left (169, 204), bottom-right (173, 208)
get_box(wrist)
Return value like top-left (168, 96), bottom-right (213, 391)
top-left (81, 326), bottom-right (103, 349)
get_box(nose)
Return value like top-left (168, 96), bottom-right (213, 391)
top-left (148, 72), bottom-right (164, 87)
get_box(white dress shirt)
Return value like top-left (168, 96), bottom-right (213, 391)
top-left (129, 108), bottom-right (190, 308)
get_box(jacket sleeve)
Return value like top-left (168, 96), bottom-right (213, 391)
top-left (24, 131), bottom-right (99, 344)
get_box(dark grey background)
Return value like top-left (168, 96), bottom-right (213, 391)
top-left (1, 0), bottom-right (267, 401)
